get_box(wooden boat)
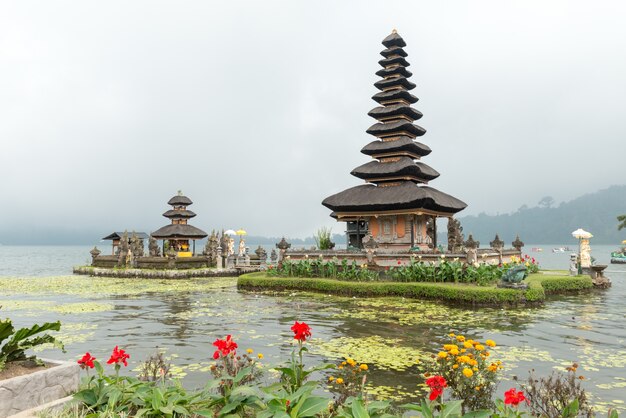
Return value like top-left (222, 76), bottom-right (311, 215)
top-left (611, 249), bottom-right (626, 264)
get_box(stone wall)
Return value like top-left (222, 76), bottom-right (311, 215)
top-left (0, 359), bottom-right (79, 418)
top-left (73, 266), bottom-right (245, 279)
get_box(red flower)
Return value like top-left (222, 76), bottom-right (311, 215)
top-left (107, 346), bottom-right (130, 367)
top-left (425, 375), bottom-right (447, 401)
top-left (77, 352), bottom-right (96, 369)
top-left (504, 388), bottom-right (527, 406)
top-left (213, 334), bottom-right (238, 359)
top-left (291, 321), bottom-right (312, 342)
top-left (397, 260), bottom-right (402, 265)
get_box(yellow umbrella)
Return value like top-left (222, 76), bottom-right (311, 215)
top-left (236, 229), bottom-right (247, 236)
top-left (622, 240), bottom-right (626, 245)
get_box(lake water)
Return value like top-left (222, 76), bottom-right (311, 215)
top-left (1, 245), bottom-right (625, 412)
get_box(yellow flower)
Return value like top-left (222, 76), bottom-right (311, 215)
top-left (474, 344), bottom-right (485, 351)
top-left (449, 348), bottom-right (460, 356)
top-left (341, 361), bottom-right (347, 366)
top-left (463, 341), bottom-right (474, 349)
top-left (456, 335), bottom-right (466, 342)
top-left (336, 378), bottom-right (344, 384)
top-left (463, 368), bottom-right (473, 378)
top-left (457, 355), bottom-right (470, 364)
top-left (485, 340), bottom-right (496, 347)
top-left (460, 349), bottom-right (467, 353)
top-left (359, 364), bottom-right (368, 371)
top-left (472, 367), bottom-right (479, 372)
top-left (438, 351), bottom-right (448, 359)
top-left (475, 386), bottom-right (481, 391)
top-left (487, 364), bottom-right (497, 372)
top-left (328, 376), bottom-right (335, 381)
top-left (452, 364), bottom-right (459, 369)
top-left (257, 353), bottom-right (264, 359)
top-left (443, 344), bottom-right (458, 351)
top-left (246, 348), bottom-right (254, 354)
top-left (449, 333), bottom-right (456, 337)
top-left (469, 359), bottom-right (478, 366)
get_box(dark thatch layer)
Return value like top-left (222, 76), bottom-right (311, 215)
top-left (372, 89), bottom-right (418, 104)
top-left (382, 32), bottom-right (407, 48)
top-left (367, 120), bottom-right (426, 137)
top-left (374, 77), bottom-right (416, 91)
top-left (375, 66), bottom-right (412, 78)
top-left (351, 158), bottom-right (440, 182)
top-left (380, 46), bottom-right (407, 58)
top-left (322, 182), bottom-right (467, 214)
top-left (102, 232), bottom-right (149, 240)
top-left (167, 195), bottom-right (193, 206)
top-left (361, 137), bottom-right (431, 157)
top-left (151, 224), bottom-right (208, 239)
top-left (378, 56), bottom-right (410, 68)
top-left (368, 104), bottom-right (422, 121)
top-left (162, 209), bottom-right (197, 219)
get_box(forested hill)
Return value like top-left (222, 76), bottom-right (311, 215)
top-left (458, 185), bottom-right (626, 245)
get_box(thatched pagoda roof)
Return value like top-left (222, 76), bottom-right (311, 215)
top-left (323, 182), bottom-right (466, 215)
top-left (102, 232), bottom-right (149, 240)
top-left (351, 158), bottom-right (439, 182)
top-left (361, 137), bottom-right (431, 158)
top-left (151, 224), bottom-right (207, 239)
top-left (162, 209), bottom-right (197, 219)
top-left (167, 195), bottom-right (193, 206)
top-left (367, 120), bottom-right (426, 138)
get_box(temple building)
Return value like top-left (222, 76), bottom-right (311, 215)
top-left (102, 231), bottom-right (149, 255)
top-left (322, 31), bottom-right (467, 250)
top-left (151, 192), bottom-right (208, 256)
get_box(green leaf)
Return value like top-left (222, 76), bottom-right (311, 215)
top-left (295, 397), bottom-right (329, 417)
top-left (351, 398), bottom-right (370, 418)
top-left (220, 401), bottom-right (242, 416)
top-left (0, 319), bottom-right (14, 345)
top-left (440, 400), bottom-right (463, 418)
top-left (463, 411), bottom-right (492, 418)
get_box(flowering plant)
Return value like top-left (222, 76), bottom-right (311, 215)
top-left (428, 333), bottom-right (501, 411)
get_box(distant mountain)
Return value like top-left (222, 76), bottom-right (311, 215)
top-left (458, 185), bottom-right (626, 245)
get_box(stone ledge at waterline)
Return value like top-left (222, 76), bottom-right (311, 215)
top-left (237, 272), bottom-right (594, 306)
top-left (73, 265), bottom-right (249, 279)
top-left (0, 359), bottom-right (79, 418)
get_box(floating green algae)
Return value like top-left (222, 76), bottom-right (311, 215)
top-left (310, 335), bottom-right (428, 371)
top-left (0, 275), bottom-right (237, 297)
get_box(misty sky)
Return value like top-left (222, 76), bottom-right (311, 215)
top-left (1, 1), bottom-right (625, 242)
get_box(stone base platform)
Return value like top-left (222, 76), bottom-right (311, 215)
top-left (73, 266), bottom-right (259, 279)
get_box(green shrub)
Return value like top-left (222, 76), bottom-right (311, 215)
top-left (0, 311), bottom-right (64, 371)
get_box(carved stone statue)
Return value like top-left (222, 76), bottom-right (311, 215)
top-left (227, 237), bottom-right (234, 257)
top-left (270, 249), bottom-right (278, 264)
top-left (276, 237), bottom-right (291, 263)
top-left (362, 234), bottom-right (378, 264)
top-left (148, 236), bottom-right (161, 257)
top-left (204, 230), bottom-right (219, 267)
top-left (255, 245), bottom-right (267, 266)
top-left (117, 231), bottom-right (130, 267)
top-left (511, 235), bottom-right (524, 252)
top-left (447, 217), bottom-right (464, 253)
top-left (130, 232), bottom-right (144, 258)
top-left (425, 218), bottom-right (435, 249)
top-left (90, 246), bottom-right (101, 265)
top-left (490, 234), bottom-right (504, 251)
top-left (238, 238), bottom-right (246, 256)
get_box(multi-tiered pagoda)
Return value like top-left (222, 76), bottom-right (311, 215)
top-left (151, 191), bottom-right (208, 256)
top-left (322, 31), bottom-right (467, 250)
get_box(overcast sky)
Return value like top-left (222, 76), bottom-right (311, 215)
top-left (1, 1), bottom-right (625, 242)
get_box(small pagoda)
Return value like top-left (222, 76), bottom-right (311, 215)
top-left (151, 191), bottom-right (208, 256)
top-left (322, 30), bottom-right (467, 250)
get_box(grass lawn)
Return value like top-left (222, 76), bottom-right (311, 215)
top-left (237, 271), bottom-right (594, 306)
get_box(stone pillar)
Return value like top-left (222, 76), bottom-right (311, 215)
top-left (580, 238), bottom-right (591, 269)
top-left (569, 253), bottom-right (578, 276)
top-left (276, 237), bottom-right (291, 266)
top-left (216, 246), bottom-right (223, 269)
top-left (490, 234), bottom-right (504, 265)
top-left (90, 246), bottom-right (101, 266)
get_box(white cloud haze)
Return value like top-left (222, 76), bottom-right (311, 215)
top-left (1, 0), bottom-right (625, 243)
